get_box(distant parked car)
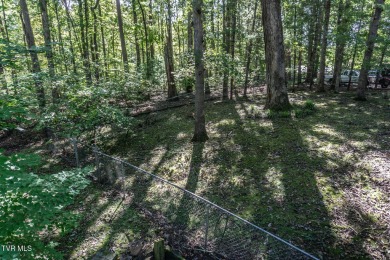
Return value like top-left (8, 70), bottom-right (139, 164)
top-left (324, 70), bottom-right (360, 85)
top-left (368, 70), bottom-right (379, 84)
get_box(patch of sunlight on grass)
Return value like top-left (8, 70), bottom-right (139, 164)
top-left (325, 159), bottom-right (339, 171)
top-left (140, 145), bottom-right (167, 169)
top-left (264, 167), bottom-right (285, 203)
top-left (312, 124), bottom-right (345, 140)
top-left (176, 132), bottom-right (188, 140)
top-left (318, 143), bottom-right (341, 157)
top-left (70, 225), bottom-right (110, 259)
top-left (216, 119), bottom-right (236, 126)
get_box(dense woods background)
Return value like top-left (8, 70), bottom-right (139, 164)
top-left (1, 0), bottom-right (389, 115)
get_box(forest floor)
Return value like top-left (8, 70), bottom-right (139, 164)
top-left (1, 88), bottom-right (389, 259)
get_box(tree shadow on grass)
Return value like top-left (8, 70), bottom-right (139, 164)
top-left (171, 141), bottom-right (205, 228)
top-left (204, 102), bottom-right (336, 258)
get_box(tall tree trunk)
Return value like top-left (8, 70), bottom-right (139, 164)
top-left (91, 0), bottom-right (100, 82)
top-left (3, 0), bottom-right (17, 92)
top-left (186, 10), bottom-right (194, 93)
top-left (149, 0), bottom-right (155, 60)
top-left (54, 1), bottom-right (68, 74)
top-left (229, 0), bottom-right (237, 100)
top-left (292, 5), bottom-right (297, 92)
top-left (222, 0), bottom-right (231, 100)
top-left (348, 0), bottom-right (365, 90)
top-left (306, 1), bottom-right (323, 88)
top-left (116, 0), bottom-right (129, 73)
top-left (297, 49), bottom-right (302, 85)
top-left (0, 13), bottom-right (8, 94)
top-left (192, 0), bottom-right (208, 142)
top-left (20, 0), bottom-right (46, 108)
top-left (98, 3), bottom-right (108, 79)
top-left (63, 0), bottom-right (77, 74)
top-left (137, 0), bottom-right (151, 78)
top-left (132, 0), bottom-right (141, 69)
top-left (356, 0), bottom-right (384, 101)
top-left (244, 0), bottom-right (258, 97)
top-left (261, 0), bottom-right (290, 110)
top-left (317, 0), bottom-right (331, 92)
top-left (40, 0), bottom-right (59, 102)
top-left (166, 0), bottom-right (177, 99)
top-left (332, 0), bottom-right (350, 93)
top-left (78, 0), bottom-right (92, 85)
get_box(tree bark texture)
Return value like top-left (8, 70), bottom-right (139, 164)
top-left (166, 0), bottom-right (177, 99)
top-left (244, 0), bottom-right (258, 97)
top-left (192, 0), bottom-right (208, 142)
top-left (261, 0), bottom-right (290, 110)
top-left (222, 0), bottom-right (231, 100)
top-left (20, 0), bottom-right (46, 108)
top-left (40, 0), bottom-right (59, 101)
top-left (78, 0), bottom-right (92, 85)
top-left (317, 0), bottom-right (331, 92)
top-left (332, 0), bottom-right (350, 92)
top-left (116, 0), bottom-right (129, 73)
top-left (132, 0), bottom-right (141, 68)
top-left (357, 0), bottom-right (384, 100)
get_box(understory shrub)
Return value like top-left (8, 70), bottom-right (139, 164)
top-left (0, 151), bottom-right (92, 259)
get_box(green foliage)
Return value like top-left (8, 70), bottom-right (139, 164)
top-left (265, 109), bottom-right (291, 119)
top-left (0, 151), bottom-right (92, 259)
top-left (294, 100), bottom-right (317, 118)
top-left (0, 96), bottom-right (30, 130)
top-left (303, 100), bottom-right (316, 111)
top-left (38, 85), bottom-right (136, 138)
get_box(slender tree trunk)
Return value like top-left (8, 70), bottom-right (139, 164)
top-left (54, 1), bottom-right (67, 74)
top-left (222, 0), bottom-right (231, 100)
top-left (229, 0), bottom-right (237, 100)
top-left (186, 10), bottom-right (194, 93)
top-left (63, 0), bottom-right (77, 74)
top-left (306, 1), bottom-right (323, 89)
top-left (91, 0), bottom-right (100, 82)
top-left (2, 0), bottom-right (17, 93)
top-left (298, 49), bottom-right (302, 85)
top-left (98, 3), bottom-right (107, 79)
top-left (116, 0), bottom-right (129, 73)
top-left (244, 0), bottom-right (258, 97)
top-left (149, 0), bottom-right (155, 60)
top-left (20, 0), bottom-right (46, 108)
top-left (166, 0), bottom-right (177, 99)
top-left (132, 0), bottom-right (141, 69)
top-left (332, 0), bottom-right (350, 93)
top-left (192, 0), bottom-right (208, 142)
top-left (78, 0), bottom-right (92, 85)
top-left (305, 6), bottom-right (315, 85)
top-left (40, 0), bottom-right (59, 102)
top-left (0, 14), bottom-right (8, 94)
top-left (292, 5), bottom-right (297, 92)
top-left (356, 0), bottom-right (384, 101)
top-left (261, 0), bottom-right (290, 110)
top-left (317, 0), bottom-right (331, 92)
top-left (348, 0), bottom-right (365, 90)
top-left (138, 0), bottom-right (151, 78)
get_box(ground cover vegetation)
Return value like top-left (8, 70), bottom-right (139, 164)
top-left (0, 0), bottom-right (389, 259)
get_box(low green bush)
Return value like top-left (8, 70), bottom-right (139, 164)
top-left (0, 151), bottom-right (92, 259)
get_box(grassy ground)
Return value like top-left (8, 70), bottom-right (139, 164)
top-left (97, 90), bottom-right (389, 259)
top-left (3, 89), bottom-right (388, 259)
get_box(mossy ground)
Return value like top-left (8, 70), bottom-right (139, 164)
top-left (97, 90), bottom-right (389, 259)
top-left (4, 90), bottom-right (388, 259)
